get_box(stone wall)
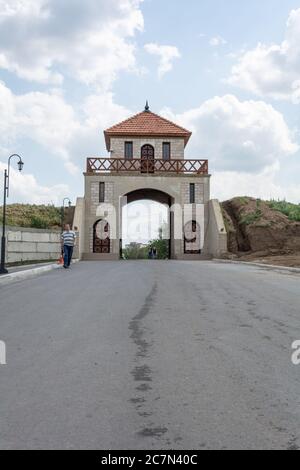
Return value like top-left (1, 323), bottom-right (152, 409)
top-left (110, 137), bottom-right (185, 159)
top-left (90, 181), bottom-right (114, 214)
top-left (181, 182), bottom-right (204, 205)
top-left (207, 200), bottom-right (228, 257)
top-left (1, 226), bottom-right (79, 264)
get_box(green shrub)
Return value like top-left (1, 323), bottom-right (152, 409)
top-left (240, 209), bottom-right (262, 226)
top-left (268, 200), bottom-right (300, 222)
top-left (237, 196), bottom-right (250, 205)
top-left (148, 238), bottom-right (169, 259)
top-left (30, 215), bottom-right (49, 229)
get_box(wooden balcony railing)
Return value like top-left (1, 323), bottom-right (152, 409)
top-left (86, 158), bottom-right (208, 175)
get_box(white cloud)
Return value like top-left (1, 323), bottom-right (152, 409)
top-left (1, 85), bottom-right (299, 205)
top-left (144, 43), bottom-right (181, 78)
top-left (82, 92), bottom-right (131, 130)
top-left (228, 8), bottom-right (300, 102)
top-left (209, 36), bottom-right (227, 47)
top-left (65, 92), bottom-right (133, 169)
top-left (0, 161), bottom-right (69, 205)
top-left (212, 168), bottom-right (300, 204)
top-left (0, 81), bottom-right (80, 171)
top-left (161, 94), bottom-right (299, 203)
top-left (162, 94), bottom-right (298, 173)
top-left (0, 81), bottom-right (133, 178)
top-left (0, 0), bottom-right (144, 88)
top-left (0, 79), bottom-right (135, 203)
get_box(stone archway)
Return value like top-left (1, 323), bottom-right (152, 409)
top-left (120, 188), bottom-right (174, 259)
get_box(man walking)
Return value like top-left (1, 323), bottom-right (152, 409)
top-left (61, 224), bottom-right (76, 269)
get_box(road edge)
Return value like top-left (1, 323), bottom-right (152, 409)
top-left (213, 258), bottom-right (300, 274)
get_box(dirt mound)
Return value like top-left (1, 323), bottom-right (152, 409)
top-left (221, 197), bottom-right (300, 259)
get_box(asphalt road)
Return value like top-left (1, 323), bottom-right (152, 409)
top-left (0, 260), bottom-right (299, 450)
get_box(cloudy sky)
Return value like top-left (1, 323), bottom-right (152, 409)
top-left (0, 0), bottom-right (300, 206)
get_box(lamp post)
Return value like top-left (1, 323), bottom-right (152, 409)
top-left (61, 197), bottom-right (72, 231)
top-left (0, 154), bottom-right (24, 275)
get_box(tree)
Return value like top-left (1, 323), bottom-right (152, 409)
top-left (148, 238), bottom-right (169, 259)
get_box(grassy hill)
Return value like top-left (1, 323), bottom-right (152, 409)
top-left (267, 200), bottom-right (300, 221)
top-left (0, 204), bottom-right (74, 229)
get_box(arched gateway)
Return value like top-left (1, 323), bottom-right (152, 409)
top-left (76, 103), bottom-right (227, 260)
top-left (121, 188), bottom-right (173, 258)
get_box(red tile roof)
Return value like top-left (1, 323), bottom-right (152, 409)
top-left (104, 110), bottom-right (192, 151)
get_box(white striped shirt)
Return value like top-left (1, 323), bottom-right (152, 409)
top-left (61, 230), bottom-right (76, 246)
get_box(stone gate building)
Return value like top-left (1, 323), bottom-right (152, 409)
top-left (73, 103), bottom-right (227, 260)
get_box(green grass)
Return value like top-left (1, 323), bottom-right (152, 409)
top-left (0, 204), bottom-right (62, 229)
top-left (236, 196), bottom-right (251, 205)
top-left (239, 209), bottom-right (263, 226)
top-left (268, 200), bottom-right (300, 222)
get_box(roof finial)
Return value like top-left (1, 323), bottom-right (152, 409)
top-left (144, 100), bottom-right (150, 112)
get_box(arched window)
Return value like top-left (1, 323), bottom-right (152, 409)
top-left (141, 144), bottom-right (155, 173)
top-left (93, 219), bottom-right (110, 253)
top-left (184, 220), bottom-right (201, 254)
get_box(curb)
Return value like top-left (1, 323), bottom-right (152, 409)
top-left (0, 260), bottom-right (79, 286)
top-left (213, 258), bottom-right (300, 274)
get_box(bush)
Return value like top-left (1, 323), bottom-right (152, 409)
top-left (237, 196), bottom-right (251, 205)
top-left (240, 209), bottom-right (262, 226)
top-left (148, 238), bottom-right (169, 259)
top-left (268, 200), bottom-right (300, 222)
top-left (30, 215), bottom-right (49, 229)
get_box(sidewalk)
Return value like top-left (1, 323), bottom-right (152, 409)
top-left (0, 260), bottom-right (78, 286)
top-left (7, 261), bottom-right (58, 274)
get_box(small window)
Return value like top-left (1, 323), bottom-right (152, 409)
top-left (125, 142), bottom-right (133, 159)
top-left (99, 182), bottom-right (105, 203)
top-left (162, 142), bottom-right (170, 160)
top-left (189, 183), bottom-right (195, 204)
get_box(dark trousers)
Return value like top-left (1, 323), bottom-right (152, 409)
top-left (63, 245), bottom-right (74, 267)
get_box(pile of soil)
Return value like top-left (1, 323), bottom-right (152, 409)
top-left (221, 197), bottom-right (300, 267)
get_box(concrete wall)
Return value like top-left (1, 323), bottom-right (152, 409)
top-left (1, 226), bottom-right (79, 264)
top-left (110, 137), bottom-right (185, 159)
top-left (207, 199), bottom-right (228, 257)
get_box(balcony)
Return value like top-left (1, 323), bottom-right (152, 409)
top-left (86, 158), bottom-right (208, 175)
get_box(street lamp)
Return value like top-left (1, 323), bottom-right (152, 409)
top-left (61, 197), bottom-right (72, 231)
top-left (0, 154), bottom-right (25, 275)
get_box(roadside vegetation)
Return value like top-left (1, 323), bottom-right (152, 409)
top-left (268, 200), bottom-right (300, 222)
top-left (0, 204), bottom-right (62, 229)
top-left (122, 237), bottom-right (169, 260)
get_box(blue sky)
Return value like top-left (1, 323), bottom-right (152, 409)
top-left (0, 0), bottom-right (299, 206)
